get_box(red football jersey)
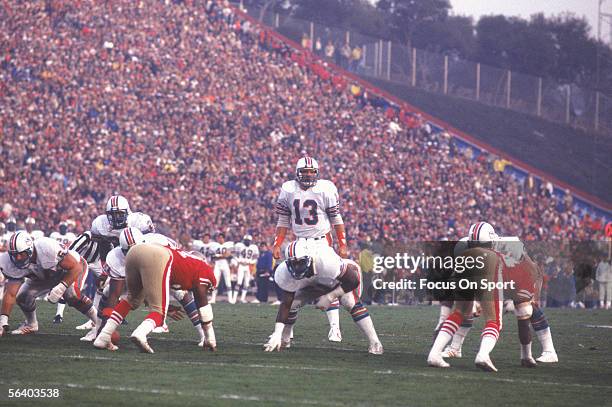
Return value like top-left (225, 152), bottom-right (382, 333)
top-left (168, 248), bottom-right (217, 290)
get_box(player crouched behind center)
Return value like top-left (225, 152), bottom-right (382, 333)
top-left (264, 240), bottom-right (383, 355)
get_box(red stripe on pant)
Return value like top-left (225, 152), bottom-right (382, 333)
top-left (146, 254), bottom-right (174, 328)
top-left (73, 260), bottom-right (89, 299)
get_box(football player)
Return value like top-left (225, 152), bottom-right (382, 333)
top-left (96, 227), bottom-right (205, 345)
top-left (233, 234), bottom-right (259, 303)
top-left (208, 233), bottom-right (235, 304)
top-left (442, 236), bottom-right (558, 366)
top-left (272, 157), bottom-right (347, 342)
top-left (427, 222), bottom-right (504, 372)
top-left (192, 233), bottom-right (214, 263)
top-left (24, 217), bottom-right (44, 240)
top-left (65, 195), bottom-right (154, 328)
top-left (50, 221), bottom-right (78, 324)
top-left (0, 232), bottom-right (99, 340)
top-left (263, 239), bottom-right (383, 354)
top-left (94, 243), bottom-right (217, 353)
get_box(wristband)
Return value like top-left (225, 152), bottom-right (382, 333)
top-left (273, 233), bottom-right (285, 248)
top-left (0, 314), bottom-right (8, 326)
top-left (273, 322), bottom-right (285, 335)
top-left (336, 230), bottom-right (347, 246)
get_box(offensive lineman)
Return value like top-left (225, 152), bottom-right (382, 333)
top-left (234, 235), bottom-right (259, 303)
top-left (263, 239), bottom-right (383, 354)
top-left (273, 157), bottom-right (347, 342)
top-left (0, 232), bottom-right (99, 340)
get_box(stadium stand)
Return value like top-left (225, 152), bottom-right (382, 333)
top-left (0, 0), bottom-right (609, 245)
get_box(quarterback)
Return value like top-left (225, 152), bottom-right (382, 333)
top-left (273, 157), bottom-right (347, 341)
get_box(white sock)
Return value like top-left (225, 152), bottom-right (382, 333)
top-left (535, 328), bottom-right (555, 353)
top-left (56, 303), bottom-right (66, 317)
top-left (86, 306), bottom-right (100, 326)
top-left (25, 310), bottom-right (38, 326)
top-left (435, 305), bottom-right (452, 331)
top-left (93, 291), bottom-right (102, 311)
top-left (196, 324), bottom-right (205, 341)
top-left (430, 330), bottom-right (453, 358)
top-left (210, 290), bottom-right (217, 303)
top-left (132, 318), bottom-right (156, 338)
top-left (450, 325), bottom-right (470, 350)
top-left (99, 318), bottom-right (120, 340)
top-left (241, 289), bottom-right (248, 302)
top-left (355, 316), bottom-right (380, 344)
top-left (327, 308), bottom-right (340, 328)
top-left (521, 342), bottom-right (533, 359)
top-left (478, 335), bottom-right (497, 358)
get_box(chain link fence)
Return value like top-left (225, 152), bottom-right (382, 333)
top-left (237, 3), bottom-right (611, 135)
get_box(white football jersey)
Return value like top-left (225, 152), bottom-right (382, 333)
top-left (50, 231), bottom-right (77, 248)
top-left (0, 237), bottom-right (79, 281)
top-left (234, 242), bottom-right (260, 265)
top-left (209, 241), bottom-right (234, 265)
top-left (29, 230), bottom-right (45, 240)
top-left (104, 233), bottom-right (177, 280)
top-left (274, 240), bottom-right (343, 293)
top-left (275, 179), bottom-right (341, 238)
top-left (91, 212), bottom-right (154, 237)
top-left (495, 237), bottom-right (526, 267)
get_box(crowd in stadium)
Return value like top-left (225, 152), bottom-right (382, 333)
top-left (0, 0), bottom-right (609, 296)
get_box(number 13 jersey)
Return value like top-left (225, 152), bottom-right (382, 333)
top-left (275, 179), bottom-right (342, 238)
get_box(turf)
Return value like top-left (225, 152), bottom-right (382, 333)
top-left (0, 302), bottom-right (611, 406)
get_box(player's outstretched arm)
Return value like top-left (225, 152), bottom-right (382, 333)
top-left (264, 290), bottom-right (294, 352)
top-left (47, 254), bottom-right (85, 304)
top-left (0, 279), bottom-right (23, 336)
top-left (193, 283), bottom-right (216, 351)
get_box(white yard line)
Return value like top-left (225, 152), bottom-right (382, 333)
top-left (3, 351), bottom-right (611, 391)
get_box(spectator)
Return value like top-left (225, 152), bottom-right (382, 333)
top-left (255, 242), bottom-right (274, 303)
top-left (596, 255), bottom-right (612, 309)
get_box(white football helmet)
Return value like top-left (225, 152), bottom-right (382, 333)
top-left (243, 234), bottom-right (253, 245)
top-left (295, 157), bottom-right (319, 188)
top-left (119, 227), bottom-right (144, 254)
top-left (284, 241), bottom-right (314, 280)
top-left (468, 222), bottom-right (498, 243)
top-left (8, 231), bottom-right (34, 269)
top-left (105, 195), bottom-right (131, 229)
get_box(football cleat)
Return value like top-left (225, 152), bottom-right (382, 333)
top-left (11, 322), bottom-right (39, 335)
top-left (130, 334), bottom-right (154, 354)
top-left (52, 315), bottom-right (63, 324)
top-left (250, 299), bottom-right (260, 304)
top-left (328, 326), bottom-right (342, 342)
top-left (427, 354), bottom-right (450, 368)
top-left (521, 357), bottom-right (537, 368)
top-left (93, 333), bottom-right (118, 351)
top-left (536, 351), bottom-right (558, 363)
top-left (441, 346), bottom-right (462, 358)
top-left (475, 354), bottom-right (498, 372)
top-left (80, 327), bottom-right (98, 342)
top-left (152, 324), bottom-right (169, 334)
top-left (76, 320), bottom-right (95, 330)
top-left (368, 342), bottom-right (384, 355)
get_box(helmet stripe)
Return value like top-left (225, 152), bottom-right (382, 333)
top-left (9, 232), bottom-right (18, 252)
top-left (126, 228), bottom-right (135, 246)
top-left (473, 222), bottom-right (484, 241)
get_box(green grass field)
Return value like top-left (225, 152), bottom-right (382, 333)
top-left (1, 302), bottom-right (611, 406)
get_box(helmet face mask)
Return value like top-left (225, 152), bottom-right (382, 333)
top-left (295, 157), bottom-right (319, 189)
top-left (286, 255), bottom-right (314, 280)
top-left (105, 195), bottom-right (131, 230)
top-left (8, 232), bottom-right (34, 269)
top-left (243, 234), bottom-right (252, 246)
